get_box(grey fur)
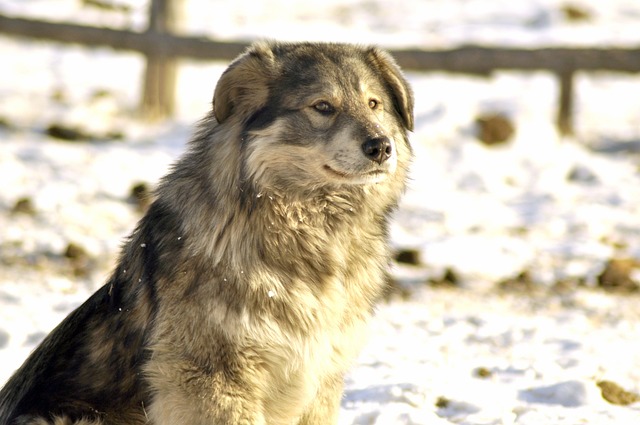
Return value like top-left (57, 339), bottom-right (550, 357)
top-left (0, 41), bottom-right (413, 425)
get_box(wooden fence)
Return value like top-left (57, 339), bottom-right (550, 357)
top-left (1, 0), bottom-right (640, 133)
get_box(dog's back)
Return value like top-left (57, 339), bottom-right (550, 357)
top-left (0, 41), bottom-right (413, 425)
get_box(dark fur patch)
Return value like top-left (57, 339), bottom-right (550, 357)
top-left (243, 106), bottom-right (280, 136)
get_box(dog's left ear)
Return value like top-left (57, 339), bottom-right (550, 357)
top-left (367, 48), bottom-right (414, 131)
top-left (213, 42), bottom-right (277, 123)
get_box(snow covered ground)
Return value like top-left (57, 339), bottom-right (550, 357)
top-left (1, 0), bottom-right (640, 423)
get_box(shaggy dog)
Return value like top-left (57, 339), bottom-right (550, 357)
top-left (0, 41), bottom-right (414, 425)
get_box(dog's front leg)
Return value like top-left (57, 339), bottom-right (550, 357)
top-left (145, 356), bottom-right (267, 425)
top-left (148, 391), bottom-right (265, 425)
top-left (297, 375), bottom-right (343, 425)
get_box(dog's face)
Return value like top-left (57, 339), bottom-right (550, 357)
top-left (212, 42), bottom-right (414, 193)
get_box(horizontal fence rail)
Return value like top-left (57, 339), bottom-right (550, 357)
top-left (0, 14), bottom-right (248, 61)
top-left (1, 12), bottom-right (640, 133)
top-left (2, 15), bottom-right (640, 72)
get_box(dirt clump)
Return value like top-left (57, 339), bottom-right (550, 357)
top-left (394, 249), bottom-right (421, 265)
top-left (597, 258), bottom-right (640, 293)
top-left (429, 268), bottom-right (461, 288)
top-left (11, 197), bottom-right (36, 215)
top-left (498, 270), bottom-right (538, 293)
top-left (597, 380), bottom-right (640, 406)
top-left (474, 367), bottom-right (493, 379)
top-left (129, 182), bottom-right (152, 212)
top-left (475, 113), bottom-right (515, 146)
top-left (64, 242), bottom-right (93, 277)
top-left (561, 4), bottom-right (592, 22)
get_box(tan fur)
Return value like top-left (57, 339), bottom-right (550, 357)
top-left (0, 41), bottom-right (413, 425)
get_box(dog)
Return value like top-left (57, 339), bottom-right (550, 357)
top-left (0, 41), bottom-right (414, 425)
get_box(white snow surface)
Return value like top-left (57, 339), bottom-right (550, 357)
top-left (1, 0), bottom-right (640, 423)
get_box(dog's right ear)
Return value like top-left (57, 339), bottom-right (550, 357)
top-left (366, 48), bottom-right (415, 132)
top-left (213, 42), bottom-right (277, 124)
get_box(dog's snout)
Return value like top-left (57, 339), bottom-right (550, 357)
top-left (361, 137), bottom-right (392, 165)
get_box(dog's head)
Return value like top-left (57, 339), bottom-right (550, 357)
top-left (212, 41), bottom-right (413, 192)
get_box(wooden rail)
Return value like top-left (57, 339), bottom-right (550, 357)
top-left (0, 14), bottom-right (247, 61)
top-left (1, 11), bottom-right (640, 133)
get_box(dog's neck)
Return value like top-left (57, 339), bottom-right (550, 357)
top-left (221, 184), bottom-right (380, 274)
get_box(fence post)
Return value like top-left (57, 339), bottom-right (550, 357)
top-left (557, 70), bottom-right (575, 136)
top-left (140, 0), bottom-right (181, 120)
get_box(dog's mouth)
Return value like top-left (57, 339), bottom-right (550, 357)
top-left (323, 165), bottom-right (388, 184)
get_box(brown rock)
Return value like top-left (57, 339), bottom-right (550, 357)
top-left (475, 113), bottom-right (515, 146)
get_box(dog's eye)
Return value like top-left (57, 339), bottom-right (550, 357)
top-left (369, 99), bottom-right (380, 109)
top-left (313, 101), bottom-right (334, 114)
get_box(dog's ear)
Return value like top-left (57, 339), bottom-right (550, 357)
top-left (213, 42), bottom-right (277, 123)
top-left (367, 48), bottom-right (414, 131)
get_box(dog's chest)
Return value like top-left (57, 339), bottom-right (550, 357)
top-left (251, 270), bottom-right (378, 422)
top-left (236, 211), bottom-right (387, 421)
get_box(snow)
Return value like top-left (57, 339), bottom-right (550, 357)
top-left (342, 289), bottom-right (640, 424)
top-left (1, 0), bottom-right (640, 423)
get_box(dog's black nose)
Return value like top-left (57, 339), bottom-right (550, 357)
top-left (362, 137), bottom-right (393, 165)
